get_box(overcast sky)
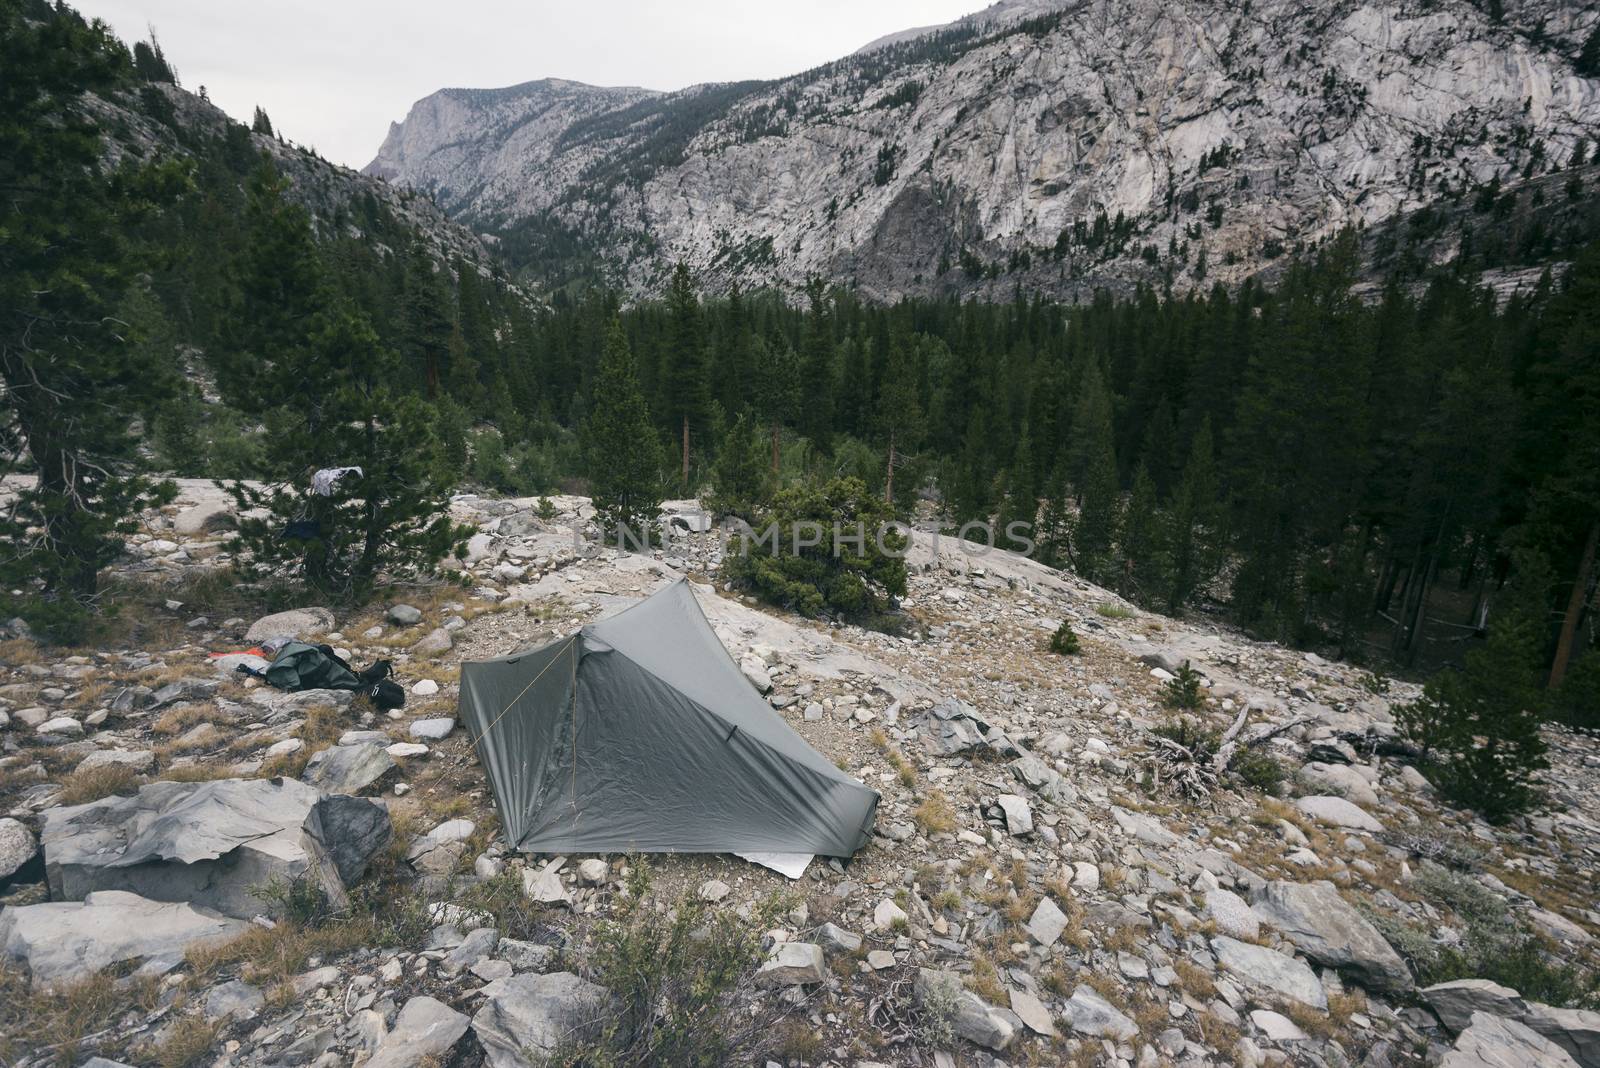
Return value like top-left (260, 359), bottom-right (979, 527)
top-left (73, 0), bottom-right (982, 169)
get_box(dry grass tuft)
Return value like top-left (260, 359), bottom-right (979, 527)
top-left (0, 965), bottom-right (160, 1066)
top-left (186, 917), bottom-right (378, 987)
top-left (1328, 991), bottom-right (1366, 1027)
top-left (1104, 925), bottom-right (1141, 953)
top-left (1173, 957), bottom-right (1217, 1000)
top-left (868, 726), bottom-right (918, 787)
top-left (0, 638), bottom-right (43, 666)
top-left (55, 764), bottom-right (142, 805)
top-left (912, 791), bottom-right (958, 835)
top-left (1132, 996), bottom-right (1170, 1037)
top-left (1082, 972), bottom-right (1124, 1003)
top-left (152, 704), bottom-right (213, 737)
top-left (258, 704), bottom-right (347, 778)
top-left (159, 763), bottom-right (238, 785)
top-left (140, 1014), bottom-right (222, 1068)
top-left (965, 954), bottom-right (1007, 1003)
top-left (1285, 999), bottom-right (1336, 1039)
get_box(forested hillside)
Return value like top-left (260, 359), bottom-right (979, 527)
top-left (0, 0), bottom-right (533, 633)
top-left (513, 241), bottom-right (1599, 701)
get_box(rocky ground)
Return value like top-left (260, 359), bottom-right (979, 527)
top-left (2, 481), bottom-right (1598, 1068)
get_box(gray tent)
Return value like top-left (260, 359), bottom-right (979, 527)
top-left (458, 578), bottom-right (878, 857)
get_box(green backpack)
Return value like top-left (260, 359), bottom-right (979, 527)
top-left (240, 641), bottom-right (405, 709)
top-left (260, 641), bottom-right (364, 692)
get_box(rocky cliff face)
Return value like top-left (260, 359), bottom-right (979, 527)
top-left (368, 0), bottom-right (1600, 298)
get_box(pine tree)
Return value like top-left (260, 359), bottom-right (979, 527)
top-left (725, 477), bottom-right (905, 621)
top-left (223, 166), bottom-right (467, 596)
top-left (1140, 398), bottom-right (1179, 498)
top-left (1396, 549), bottom-right (1553, 822)
top-left (583, 319), bottom-right (665, 546)
top-left (448, 261), bottom-right (493, 411)
top-left (401, 241), bottom-right (452, 398)
top-left (878, 332), bottom-right (925, 508)
top-left (251, 105), bottom-right (274, 137)
top-left (799, 278), bottom-right (835, 444)
top-left (219, 159), bottom-right (326, 399)
top-left (1073, 430), bottom-right (1120, 584)
top-left (1579, 25), bottom-right (1600, 78)
top-left (660, 263), bottom-right (710, 487)
top-left (132, 32), bottom-right (175, 83)
top-left (1165, 417), bottom-right (1222, 611)
top-left (1036, 462), bottom-right (1073, 567)
top-left (754, 335), bottom-right (801, 477)
top-left (1524, 243), bottom-right (1600, 688)
top-left (711, 280), bottom-right (753, 415)
top-left (1117, 463), bottom-right (1164, 600)
top-left (949, 406), bottom-right (997, 525)
top-left (1068, 364), bottom-right (1120, 582)
top-left (994, 420), bottom-right (1037, 551)
top-left (706, 410), bottom-right (772, 520)
top-left (1065, 362), bottom-right (1115, 501)
top-left (0, 1), bottom-right (188, 638)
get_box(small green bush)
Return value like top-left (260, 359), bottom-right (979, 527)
top-left (1233, 750), bottom-right (1286, 794)
top-left (1365, 863), bottom-right (1600, 1009)
top-left (1162, 660), bottom-right (1205, 710)
top-left (724, 477), bottom-right (907, 623)
top-left (455, 869), bottom-right (548, 941)
top-left (254, 875), bottom-right (336, 927)
top-left (1152, 718), bottom-right (1219, 756)
top-left (548, 861), bottom-right (792, 1067)
top-left (1048, 620), bottom-right (1081, 655)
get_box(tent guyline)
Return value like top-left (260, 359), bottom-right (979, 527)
top-left (457, 578), bottom-right (879, 858)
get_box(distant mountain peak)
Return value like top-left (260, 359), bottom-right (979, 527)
top-left (367, 0), bottom-right (1600, 299)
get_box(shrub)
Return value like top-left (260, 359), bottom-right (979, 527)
top-left (1232, 749), bottom-right (1286, 794)
top-left (1049, 620), bottom-right (1081, 655)
top-left (1365, 863), bottom-right (1600, 1009)
top-left (1162, 660), bottom-right (1205, 710)
top-left (913, 969), bottom-right (961, 1049)
top-left (1152, 718), bottom-right (1218, 756)
top-left (253, 874), bottom-right (337, 927)
top-left (455, 868), bottom-right (547, 941)
top-left (724, 477), bottom-right (907, 622)
top-left (549, 862), bottom-right (788, 1067)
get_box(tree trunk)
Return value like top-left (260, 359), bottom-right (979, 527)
top-left (681, 414), bottom-right (689, 489)
top-left (885, 429), bottom-right (895, 505)
top-left (1389, 546), bottom-right (1423, 658)
top-left (1550, 517), bottom-right (1600, 690)
top-left (6, 385), bottom-right (97, 598)
top-left (1402, 547), bottom-right (1440, 665)
top-left (1372, 554), bottom-right (1398, 614)
top-left (770, 422), bottom-right (780, 477)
